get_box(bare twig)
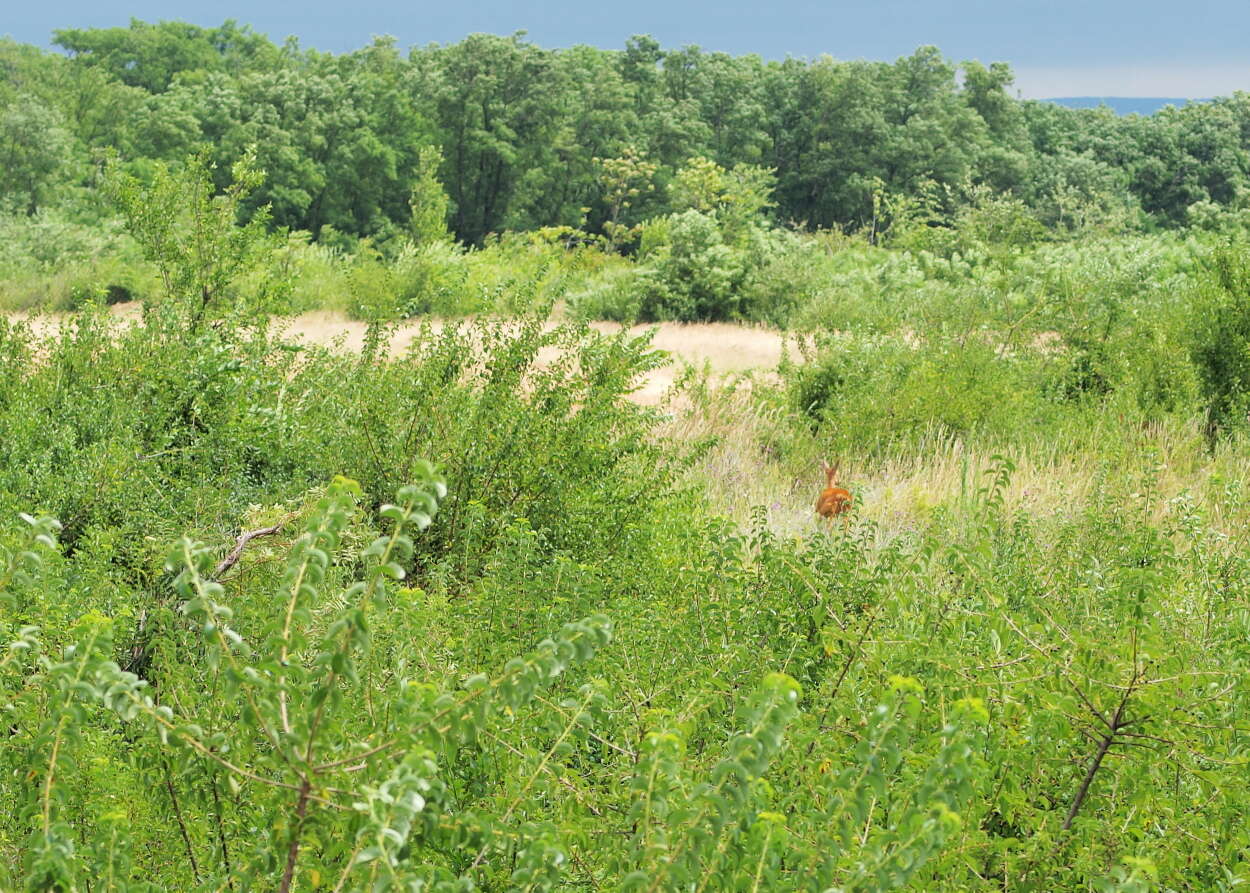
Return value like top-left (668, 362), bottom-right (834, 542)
top-left (210, 774), bottom-right (235, 891)
top-left (278, 779), bottom-right (313, 893)
top-left (1066, 679), bottom-right (1110, 731)
top-left (1063, 725), bottom-right (1116, 831)
top-left (162, 759), bottom-right (201, 884)
top-left (214, 520), bottom-right (293, 578)
top-left (130, 512), bottom-right (292, 675)
top-left (806, 592), bottom-right (890, 756)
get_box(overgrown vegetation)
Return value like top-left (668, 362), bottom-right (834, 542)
top-left (5, 20), bottom-right (1250, 892)
top-left (5, 19), bottom-right (1250, 320)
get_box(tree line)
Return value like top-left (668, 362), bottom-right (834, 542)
top-left (3, 19), bottom-right (1249, 244)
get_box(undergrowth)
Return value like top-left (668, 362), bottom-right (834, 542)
top-left (3, 150), bottom-right (1250, 891)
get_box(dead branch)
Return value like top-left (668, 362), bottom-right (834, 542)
top-left (214, 520), bottom-right (292, 578)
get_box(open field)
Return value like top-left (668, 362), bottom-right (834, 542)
top-left (7, 287), bottom-right (1250, 891)
top-left (13, 307), bottom-right (1220, 540)
top-left (7, 216), bottom-right (1250, 890)
top-left (7, 22), bottom-right (1250, 888)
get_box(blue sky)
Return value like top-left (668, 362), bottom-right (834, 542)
top-left (6, 0), bottom-right (1250, 98)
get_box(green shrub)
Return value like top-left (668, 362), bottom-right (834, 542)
top-left (565, 262), bottom-right (646, 322)
top-left (0, 212), bottom-right (153, 311)
top-left (394, 241), bottom-right (470, 316)
top-left (638, 209), bottom-right (780, 322)
top-left (1189, 238), bottom-right (1250, 434)
top-left (9, 142), bottom-right (1250, 892)
top-left (787, 332), bottom-right (1059, 452)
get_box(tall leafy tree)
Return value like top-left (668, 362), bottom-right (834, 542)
top-left (961, 60), bottom-right (1032, 193)
top-left (135, 38), bottom-right (432, 238)
top-left (53, 19), bottom-right (279, 94)
top-left (515, 44), bottom-right (639, 230)
top-left (0, 96), bottom-right (75, 214)
top-left (1127, 102), bottom-right (1250, 223)
top-left (412, 33), bottom-right (563, 243)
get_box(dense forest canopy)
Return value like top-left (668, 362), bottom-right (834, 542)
top-left (3, 18), bottom-right (1249, 244)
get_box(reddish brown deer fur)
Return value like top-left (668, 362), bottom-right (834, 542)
top-left (816, 459), bottom-right (852, 524)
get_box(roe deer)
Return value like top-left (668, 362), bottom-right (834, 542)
top-left (816, 459), bottom-right (853, 524)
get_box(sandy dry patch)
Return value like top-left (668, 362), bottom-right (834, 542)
top-left (590, 320), bottom-right (785, 372)
top-left (274, 314), bottom-right (785, 404)
top-left (279, 312), bottom-right (784, 367)
top-left (7, 307), bottom-right (787, 405)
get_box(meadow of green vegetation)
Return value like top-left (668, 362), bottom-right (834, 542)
top-left (6, 20), bottom-right (1250, 893)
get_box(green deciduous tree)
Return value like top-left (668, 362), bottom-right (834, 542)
top-left (103, 150), bottom-right (278, 332)
top-left (413, 33), bottom-right (564, 244)
top-left (0, 96), bottom-right (75, 215)
top-left (408, 145), bottom-right (452, 245)
top-left (53, 19), bottom-right (278, 94)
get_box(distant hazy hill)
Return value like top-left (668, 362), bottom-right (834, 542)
top-left (1042, 97), bottom-right (1208, 116)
